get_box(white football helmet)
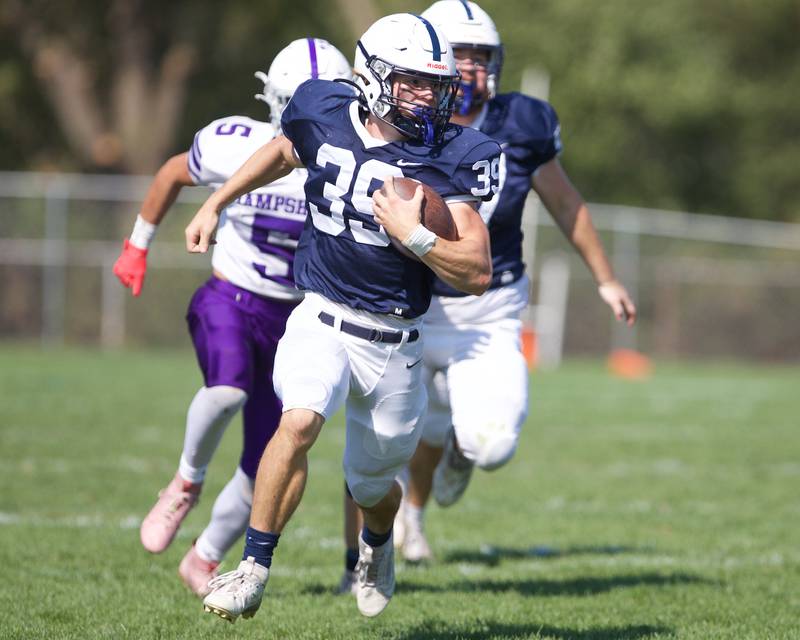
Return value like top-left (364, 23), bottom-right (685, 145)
top-left (353, 13), bottom-right (460, 145)
top-left (255, 38), bottom-right (352, 130)
top-left (422, 1), bottom-right (504, 113)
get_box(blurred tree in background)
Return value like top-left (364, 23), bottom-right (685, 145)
top-left (487, 0), bottom-right (800, 222)
top-left (0, 0), bottom-right (367, 173)
top-left (1, 0), bottom-right (798, 221)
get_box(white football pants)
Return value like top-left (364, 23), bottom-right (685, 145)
top-left (421, 316), bottom-right (528, 470)
top-left (273, 293), bottom-right (427, 507)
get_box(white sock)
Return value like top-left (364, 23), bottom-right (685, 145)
top-left (404, 502), bottom-right (426, 532)
top-left (178, 385), bottom-right (247, 484)
top-left (396, 466), bottom-right (410, 496)
top-left (195, 467), bottom-right (254, 563)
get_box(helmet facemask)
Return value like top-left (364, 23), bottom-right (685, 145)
top-left (452, 43), bottom-right (504, 115)
top-left (254, 73), bottom-right (293, 130)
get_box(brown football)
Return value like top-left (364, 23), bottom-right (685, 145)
top-left (381, 176), bottom-right (459, 261)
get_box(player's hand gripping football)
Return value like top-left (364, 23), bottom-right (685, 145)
top-left (112, 239), bottom-right (148, 297)
top-left (598, 279), bottom-right (637, 326)
top-left (185, 202), bottom-right (220, 253)
top-left (373, 176), bottom-right (424, 243)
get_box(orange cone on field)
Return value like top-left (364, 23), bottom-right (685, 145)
top-left (607, 349), bottom-right (652, 380)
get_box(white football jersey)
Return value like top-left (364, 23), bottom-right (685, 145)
top-left (188, 115), bottom-right (307, 300)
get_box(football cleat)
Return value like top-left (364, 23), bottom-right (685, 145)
top-left (178, 542), bottom-right (219, 598)
top-left (355, 534), bottom-right (395, 617)
top-left (140, 472), bottom-right (202, 553)
top-left (401, 518), bottom-right (433, 564)
top-left (203, 556), bottom-right (268, 623)
top-left (432, 430), bottom-right (474, 507)
top-left (335, 569), bottom-right (359, 596)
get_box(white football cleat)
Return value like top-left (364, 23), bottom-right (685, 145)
top-left (432, 430), bottom-right (474, 507)
top-left (335, 569), bottom-right (358, 596)
top-left (178, 543), bottom-right (219, 598)
top-left (202, 556), bottom-right (268, 623)
top-left (401, 519), bottom-right (433, 564)
top-left (355, 534), bottom-right (395, 617)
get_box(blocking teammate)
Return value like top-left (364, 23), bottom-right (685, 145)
top-left (388, 0), bottom-right (637, 564)
top-left (190, 13), bottom-right (500, 622)
top-left (112, 38), bottom-right (352, 596)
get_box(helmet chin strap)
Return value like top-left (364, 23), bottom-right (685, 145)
top-left (392, 106), bottom-right (436, 145)
top-left (455, 81), bottom-right (487, 116)
top-left (413, 107), bottom-right (436, 145)
top-left (457, 82), bottom-right (475, 115)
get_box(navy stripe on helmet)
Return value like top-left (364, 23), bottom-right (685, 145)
top-left (458, 0), bottom-right (474, 19)
top-left (356, 39), bottom-right (370, 61)
top-left (306, 38), bottom-right (319, 79)
top-left (410, 13), bottom-right (442, 61)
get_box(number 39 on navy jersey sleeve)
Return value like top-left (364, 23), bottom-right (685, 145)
top-left (433, 92), bottom-right (562, 298)
top-left (448, 138), bottom-right (503, 204)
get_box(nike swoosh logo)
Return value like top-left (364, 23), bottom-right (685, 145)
top-left (406, 358), bottom-right (423, 369)
top-left (397, 159), bottom-right (423, 167)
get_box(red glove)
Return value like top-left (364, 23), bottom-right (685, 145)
top-left (113, 239), bottom-right (148, 297)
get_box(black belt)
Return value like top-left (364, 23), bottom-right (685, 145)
top-left (318, 312), bottom-right (419, 344)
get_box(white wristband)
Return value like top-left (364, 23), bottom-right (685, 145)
top-left (402, 224), bottom-right (437, 257)
top-left (129, 214), bottom-right (157, 250)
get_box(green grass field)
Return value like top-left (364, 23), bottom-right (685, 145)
top-left (1, 345), bottom-right (798, 639)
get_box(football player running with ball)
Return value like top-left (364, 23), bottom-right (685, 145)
top-left (112, 39), bottom-right (352, 595)
top-left (191, 13), bottom-right (501, 622)
top-left (389, 0), bottom-right (638, 564)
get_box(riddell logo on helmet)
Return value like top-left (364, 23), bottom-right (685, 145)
top-left (427, 62), bottom-right (449, 70)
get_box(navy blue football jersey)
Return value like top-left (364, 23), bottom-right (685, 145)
top-left (432, 92), bottom-right (562, 297)
top-left (281, 79), bottom-right (502, 318)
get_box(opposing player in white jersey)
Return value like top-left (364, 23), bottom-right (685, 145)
top-left (385, 0), bottom-right (638, 563)
top-left (189, 13), bottom-right (500, 622)
top-left (112, 38), bottom-right (352, 596)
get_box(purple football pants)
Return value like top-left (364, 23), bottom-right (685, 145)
top-left (186, 277), bottom-right (298, 479)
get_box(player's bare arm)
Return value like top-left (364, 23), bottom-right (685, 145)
top-left (140, 153), bottom-right (195, 225)
top-left (113, 153), bottom-right (195, 297)
top-left (372, 179), bottom-right (492, 296)
top-left (421, 202), bottom-right (491, 295)
top-left (533, 158), bottom-right (637, 325)
top-left (185, 135), bottom-right (302, 253)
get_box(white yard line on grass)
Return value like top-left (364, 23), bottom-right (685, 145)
top-left (0, 511), bottom-right (141, 529)
top-left (0, 456), bottom-right (175, 475)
